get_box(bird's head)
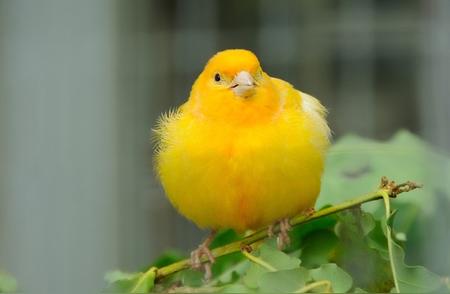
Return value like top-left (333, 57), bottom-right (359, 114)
top-left (189, 49), bottom-right (280, 124)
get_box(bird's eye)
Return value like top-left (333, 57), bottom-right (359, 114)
top-left (214, 73), bottom-right (221, 82)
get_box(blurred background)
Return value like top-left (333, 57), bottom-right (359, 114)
top-left (0, 0), bottom-right (449, 292)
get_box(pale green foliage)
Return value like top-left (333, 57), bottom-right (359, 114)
top-left (0, 271), bottom-right (17, 293)
top-left (105, 131), bottom-right (450, 293)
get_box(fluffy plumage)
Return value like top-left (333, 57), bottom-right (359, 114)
top-left (154, 49), bottom-right (330, 232)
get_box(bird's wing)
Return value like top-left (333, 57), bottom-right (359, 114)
top-left (299, 90), bottom-right (331, 139)
top-left (270, 77), bottom-right (331, 140)
top-left (299, 91), bottom-right (327, 119)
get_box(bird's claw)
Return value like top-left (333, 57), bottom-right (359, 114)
top-left (240, 243), bottom-right (253, 253)
top-left (267, 218), bottom-right (292, 250)
top-left (189, 231), bottom-right (216, 281)
top-left (302, 207), bottom-right (316, 218)
top-left (190, 244), bottom-right (215, 281)
top-left (277, 218), bottom-right (291, 250)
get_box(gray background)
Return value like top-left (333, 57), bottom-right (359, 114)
top-left (0, 0), bottom-right (449, 293)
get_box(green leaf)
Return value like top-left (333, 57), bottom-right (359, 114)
top-left (334, 207), bottom-right (394, 292)
top-left (220, 284), bottom-right (253, 293)
top-left (378, 186), bottom-right (443, 293)
top-left (104, 268), bottom-right (156, 293)
top-left (258, 268), bottom-right (310, 293)
top-left (0, 270), bottom-right (17, 293)
top-left (105, 270), bottom-right (142, 292)
top-left (299, 229), bottom-right (338, 268)
top-left (385, 212), bottom-right (442, 293)
top-left (105, 270), bottom-right (140, 283)
top-left (260, 244), bottom-right (301, 270)
top-left (180, 269), bottom-right (204, 287)
top-left (243, 243), bottom-right (301, 288)
top-left (367, 219), bottom-right (390, 260)
top-left (130, 269), bottom-right (156, 293)
top-left (211, 252), bottom-right (246, 285)
top-left (210, 254), bottom-right (248, 286)
top-left (209, 231), bottom-right (247, 286)
top-left (320, 131), bottom-right (430, 208)
top-left (104, 132), bottom-right (450, 293)
top-left (286, 209), bottom-right (337, 252)
top-left (165, 285), bottom-right (223, 293)
top-left (150, 249), bottom-right (185, 268)
top-left (320, 130), bottom-right (450, 275)
top-left (210, 229), bottom-right (241, 249)
top-left (258, 243), bottom-right (301, 270)
top-left (309, 263), bottom-right (353, 293)
top-left (391, 241), bottom-right (442, 293)
top-left (242, 259), bottom-right (266, 289)
top-left (320, 130), bottom-right (450, 216)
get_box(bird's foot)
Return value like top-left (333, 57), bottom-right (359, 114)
top-left (190, 244), bottom-right (215, 281)
top-left (277, 218), bottom-right (292, 250)
top-left (302, 207), bottom-right (316, 218)
top-left (240, 243), bottom-right (253, 253)
top-left (267, 218), bottom-right (292, 250)
top-left (189, 230), bottom-right (216, 281)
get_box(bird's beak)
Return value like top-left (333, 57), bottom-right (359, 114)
top-left (230, 71), bottom-right (256, 98)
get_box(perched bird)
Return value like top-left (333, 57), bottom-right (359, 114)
top-left (153, 49), bottom-right (330, 279)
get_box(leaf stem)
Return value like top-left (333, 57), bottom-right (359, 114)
top-left (131, 267), bottom-right (157, 293)
top-left (241, 250), bottom-right (277, 272)
top-left (381, 190), bottom-right (400, 293)
top-left (154, 177), bottom-right (421, 280)
top-left (295, 280), bottom-right (332, 293)
top-left (377, 176), bottom-right (423, 293)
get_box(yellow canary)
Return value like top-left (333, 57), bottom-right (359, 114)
top-left (154, 49), bottom-right (330, 234)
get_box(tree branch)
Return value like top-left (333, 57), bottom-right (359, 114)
top-left (155, 177), bottom-right (421, 280)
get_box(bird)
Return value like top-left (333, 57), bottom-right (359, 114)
top-left (153, 49), bottom-right (330, 279)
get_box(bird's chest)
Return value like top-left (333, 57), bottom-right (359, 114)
top-left (177, 119), bottom-right (306, 184)
top-left (159, 117), bottom-right (322, 230)
top-left (185, 121), bottom-right (278, 166)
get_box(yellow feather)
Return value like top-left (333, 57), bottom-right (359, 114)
top-left (153, 49), bottom-right (331, 232)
